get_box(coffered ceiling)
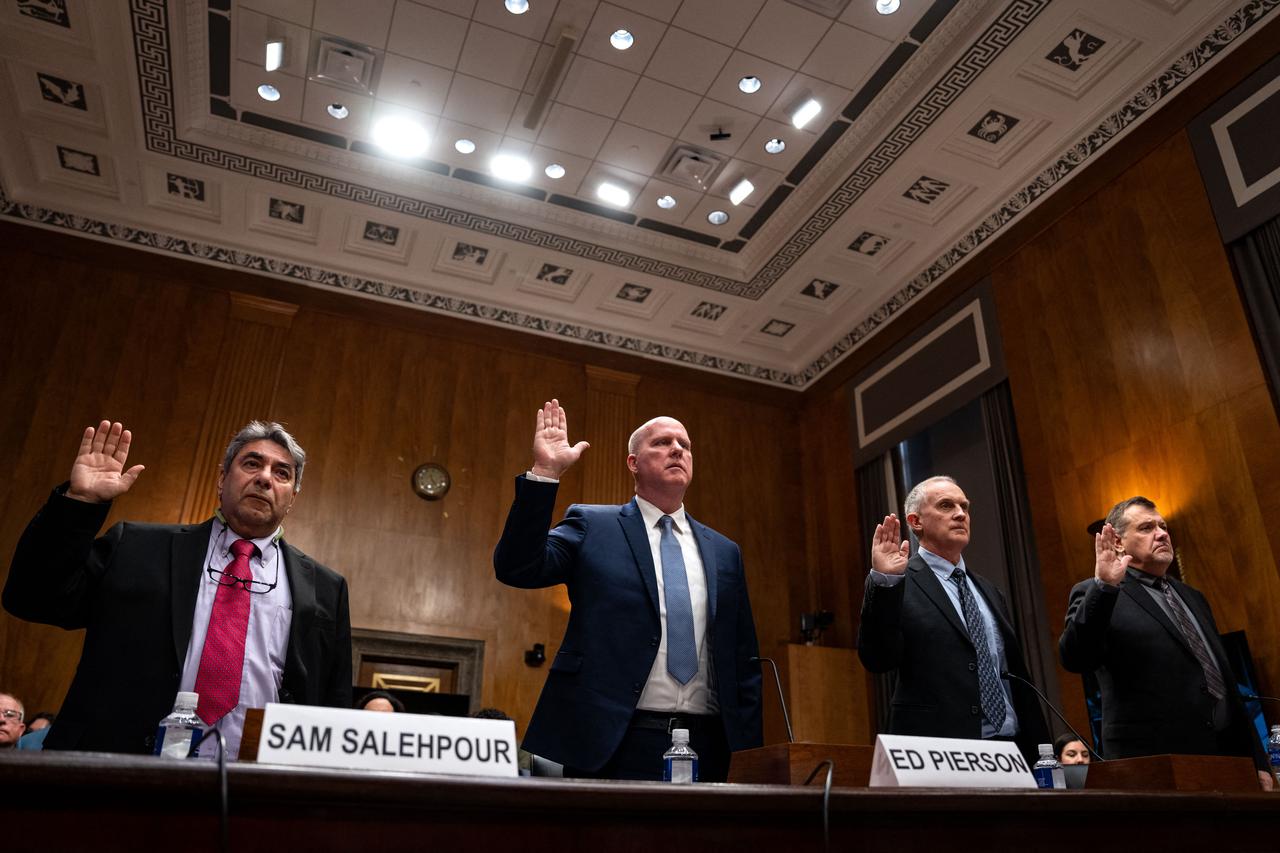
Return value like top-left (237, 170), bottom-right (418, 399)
top-left (1, 0), bottom-right (1275, 387)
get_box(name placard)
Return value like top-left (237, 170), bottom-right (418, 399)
top-left (869, 734), bottom-right (1035, 788)
top-left (255, 703), bottom-right (519, 778)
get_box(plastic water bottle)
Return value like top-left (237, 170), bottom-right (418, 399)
top-left (1032, 743), bottom-right (1065, 789)
top-left (154, 691), bottom-right (206, 758)
top-left (1268, 725), bottom-right (1280, 785)
top-left (662, 727), bottom-right (699, 783)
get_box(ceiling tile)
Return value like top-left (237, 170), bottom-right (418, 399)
top-left (555, 56), bottom-right (638, 119)
top-left (801, 22), bottom-right (891, 89)
top-left (682, 193), bottom-right (737, 233)
top-left (608, 0), bottom-right (682, 23)
top-left (679, 98), bottom-right (762, 157)
top-left (387, 3), bottom-right (469, 68)
top-left (735, 118), bottom-right (815, 171)
top-left (619, 77), bottom-right (701, 137)
top-left (301, 80), bottom-right (373, 136)
top-left (457, 22), bottom-right (540, 90)
top-left (636, 176), bottom-right (705, 225)
top-left (239, 0), bottom-right (315, 28)
top-left (411, 0), bottom-right (477, 19)
top-left (596, 122), bottom-right (673, 174)
top-left (536, 102), bottom-right (614, 158)
top-left (442, 73), bottom-right (520, 133)
top-left (574, 3), bottom-right (668, 74)
top-left (766, 72), bottom-right (852, 129)
top-left (364, 101), bottom-right (440, 148)
top-left (581, 161), bottom-right (650, 211)
top-left (672, 0), bottom-right (768, 48)
top-left (232, 60), bottom-right (304, 120)
top-left (505, 93), bottom-right (541, 141)
top-left (707, 158), bottom-right (784, 208)
top-left (472, 0), bottom-right (558, 40)
top-left (526, 143), bottom-right (591, 196)
top-left (379, 53), bottom-right (453, 116)
top-left (646, 28), bottom-right (733, 94)
top-left (432, 117), bottom-right (502, 167)
top-left (234, 8), bottom-right (311, 76)
top-left (707, 51), bottom-right (796, 116)
top-left (839, 0), bottom-right (919, 42)
top-left (313, 0), bottom-right (395, 49)
top-left (738, 0), bottom-right (832, 70)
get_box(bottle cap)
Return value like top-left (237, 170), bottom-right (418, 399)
top-left (672, 728), bottom-right (690, 743)
top-left (175, 691), bottom-right (199, 710)
top-left (1037, 743), bottom-right (1053, 757)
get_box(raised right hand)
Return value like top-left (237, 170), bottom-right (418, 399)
top-left (1094, 522), bottom-right (1129, 586)
top-left (66, 421), bottom-right (145, 503)
top-left (871, 513), bottom-right (910, 575)
top-left (530, 399), bottom-right (590, 479)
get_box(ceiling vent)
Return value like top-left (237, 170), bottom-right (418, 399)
top-left (524, 26), bottom-right (579, 131)
top-left (659, 144), bottom-right (727, 191)
top-left (785, 0), bottom-right (851, 17)
top-left (309, 37), bottom-right (380, 96)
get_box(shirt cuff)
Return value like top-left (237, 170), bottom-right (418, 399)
top-left (868, 569), bottom-right (906, 587)
top-left (524, 471), bottom-right (560, 484)
top-left (1093, 577), bottom-right (1121, 591)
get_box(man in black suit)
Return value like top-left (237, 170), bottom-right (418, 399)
top-left (494, 400), bottom-right (762, 781)
top-left (1060, 496), bottom-right (1271, 789)
top-left (4, 420), bottom-right (351, 758)
top-left (858, 475), bottom-right (1048, 760)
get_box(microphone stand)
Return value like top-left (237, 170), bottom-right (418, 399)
top-left (750, 656), bottom-right (794, 743)
top-left (1002, 670), bottom-right (1106, 761)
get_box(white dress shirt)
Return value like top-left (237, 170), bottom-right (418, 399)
top-left (179, 520), bottom-right (293, 759)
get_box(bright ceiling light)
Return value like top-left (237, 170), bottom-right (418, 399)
top-left (454, 138), bottom-right (476, 154)
top-left (791, 97), bottom-right (821, 129)
top-left (596, 182), bottom-right (632, 207)
top-left (490, 153), bottom-right (533, 182)
top-left (876, 0), bottom-right (901, 14)
top-left (265, 40), bottom-right (284, 72)
top-left (257, 83), bottom-right (280, 102)
top-left (327, 103), bottom-right (349, 119)
top-left (764, 137), bottom-right (785, 154)
top-left (610, 29), bottom-right (633, 50)
top-left (707, 210), bottom-right (729, 225)
top-left (505, 0), bottom-right (529, 13)
top-left (656, 195), bottom-right (676, 209)
top-left (371, 115), bottom-right (430, 158)
top-left (545, 163), bottom-right (566, 179)
top-left (729, 178), bottom-right (755, 206)
top-left (738, 76), bottom-right (762, 94)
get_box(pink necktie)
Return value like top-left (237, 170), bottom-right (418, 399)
top-left (194, 538), bottom-right (257, 725)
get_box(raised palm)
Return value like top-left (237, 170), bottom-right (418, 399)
top-left (531, 399), bottom-right (590, 479)
top-left (1094, 522), bottom-right (1130, 586)
top-left (871, 514), bottom-right (910, 575)
top-left (67, 421), bottom-right (145, 502)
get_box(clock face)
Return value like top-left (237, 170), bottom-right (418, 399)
top-left (412, 463), bottom-right (450, 500)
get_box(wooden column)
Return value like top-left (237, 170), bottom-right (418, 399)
top-left (178, 293), bottom-right (299, 523)
top-left (582, 366), bottom-right (640, 504)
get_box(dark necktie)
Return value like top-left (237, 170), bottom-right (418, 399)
top-left (659, 515), bottom-right (698, 684)
top-left (949, 567), bottom-right (1008, 728)
top-left (1154, 577), bottom-right (1225, 700)
top-left (195, 538), bottom-right (257, 724)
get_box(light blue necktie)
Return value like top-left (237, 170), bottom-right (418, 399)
top-left (660, 515), bottom-right (698, 684)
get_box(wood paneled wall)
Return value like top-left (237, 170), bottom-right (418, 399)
top-left (993, 130), bottom-right (1280, 733)
top-left (0, 236), bottom-right (810, 744)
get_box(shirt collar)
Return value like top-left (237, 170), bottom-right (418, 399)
top-left (1126, 566), bottom-right (1166, 587)
top-left (635, 494), bottom-right (687, 533)
top-left (918, 545), bottom-right (966, 579)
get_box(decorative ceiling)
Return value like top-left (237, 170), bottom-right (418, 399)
top-left (1, 0), bottom-right (1275, 387)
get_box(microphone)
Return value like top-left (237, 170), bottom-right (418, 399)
top-left (750, 656), bottom-right (794, 743)
top-left (1241, 691), bottom-right (1280, 705)
top-left (1002, 670), bottom-right (1105, 761)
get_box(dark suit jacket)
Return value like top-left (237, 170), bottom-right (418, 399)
top-left (3, 485), bottom-right (352, 754)
top-left (493, 476), bottom-right (763, 772)
top-left (1060, 574), bottom-right (1263, 766)
top-left (857, 554), bottom-right (1049, 760)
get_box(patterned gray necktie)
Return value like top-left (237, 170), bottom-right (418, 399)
top-left (949, 567), bottom-right (1008, 728)
top-left (1155, 578), bottom-right (1225, 700)
top-left (659, 515), bottom-right (698, 684)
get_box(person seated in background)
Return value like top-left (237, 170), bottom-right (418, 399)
top-left (1054, 732), bottom-right (1091, 765)
top-left (358, 691), bottom-right (404, 713)
top-left (25, 712), bottom-right (55, 734)
top-left (15, 711), bottom-right (56, 751)
top-left (0, 693), bottom-right (24, 749)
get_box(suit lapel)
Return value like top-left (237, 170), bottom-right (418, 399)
top-left (619, 500), bottom-right (659, 617)
top-left (909, 557), bottom-right (969, 642)
top-left (685, 514), bottom-right (718, 624)
top-left (971, 573), bottom-right (1016, 640)
top-left (1121, 576), bottom-right (1195, 658)
top-left (282, 541), bottom-right (315, 695)
top-left (171, 519), bottom-right (216, 666)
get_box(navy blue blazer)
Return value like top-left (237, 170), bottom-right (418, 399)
top-left (493, 475), bottom-right (763, 771)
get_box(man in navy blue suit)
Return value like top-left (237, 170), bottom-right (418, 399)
top-left (494, 399), bottom-right (763, 781)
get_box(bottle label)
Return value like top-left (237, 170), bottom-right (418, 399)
top-left (155, 725), bottom-right (199, 759)
top-left (664, 757), bottom-right (698, 783)
top-left (1032, 767), bottom-right (1057, 789)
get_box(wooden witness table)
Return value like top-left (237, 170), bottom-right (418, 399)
top-left (3, 751), bottom-right (1277, 852)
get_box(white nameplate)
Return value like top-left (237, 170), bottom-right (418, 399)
top-left (869, 734), bottom-right (1035, 788)
top-left (256, 703), bottom-right (519, 778)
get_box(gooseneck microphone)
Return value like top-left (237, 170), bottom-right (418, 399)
top-left (750, 656), bottom-right (794, 743)
top-left (1002, 670), bottom-right (1106, 761)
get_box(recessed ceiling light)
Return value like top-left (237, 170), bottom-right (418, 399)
top-left (371, 115), bottom-right (430, 158)
top-left (610, 29), bottom-right (633, 50)
top-left (707, 210), bottom-right (729, 225)
top-left (505, 0), bottom-right (529, 13)
top-left (490, 153), bottom-right (533, 182)
top-left (656, 195), bottom-right (676, 209)
top-left (257, 83), bottom-right (281, 102)
top-left (764, 138), bottom-right (786, 154)
top-left (544, 163), bottom-right (566, 179)
top-left (326, 103), bottom-right (349, 119)
top-left (596, 182), bottom-right (632, 207)
top-left (454, 138), bottom-right (476, 154)
top-left (738, 76), bottom-right (762, 94)
top-left (876, 0), bottom-right (901, 14)
top-left (729, 178), bottom-right (755, 206)
top-left (265, 40), bottom-right (284, 72)
top-left (791, 97), bottom-right (821, 129)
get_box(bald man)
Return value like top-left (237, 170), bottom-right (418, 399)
top-left (494, 400), bottom-right (762, 781)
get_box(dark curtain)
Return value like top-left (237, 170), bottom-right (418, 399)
top-left (979, 382), bottom-right (1061, 711)
top-left (1230, 214), bottom-right (1280, 414)
top-left (855, 451), bottom-right (898, 734)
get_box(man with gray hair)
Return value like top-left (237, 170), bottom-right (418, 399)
top-left (4, 420), bottom-right (351, 758)
top-left (858, 475), bottom-right (1047, 760)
